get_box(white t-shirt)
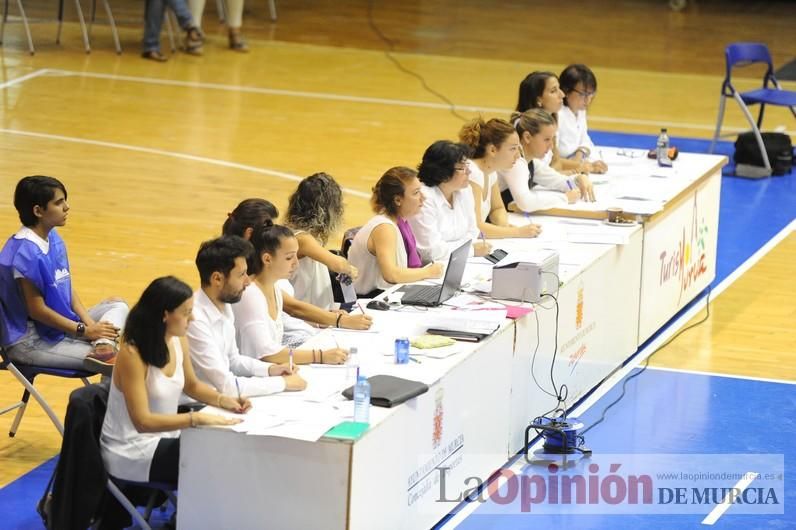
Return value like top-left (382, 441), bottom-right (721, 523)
top-left (232, 283), bottom-right (285, 359)
top-left (349, 215), bottom-right (407, 295)
top-left (409, 185), bottom-right (478, 264)
top-left (467, 159), bottom-right (498, 223)
top-left (557, 105), bottom-right (596, 159)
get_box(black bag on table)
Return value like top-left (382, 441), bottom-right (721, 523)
top-left (733, 131), bottom-right (793, 176)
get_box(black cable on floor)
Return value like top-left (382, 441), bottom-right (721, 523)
top-left (366, 0), bottom-right (468, 121)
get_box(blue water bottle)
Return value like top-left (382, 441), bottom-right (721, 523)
top-left (353, 374), bottom-right (371, 424)
top-left (395, 337), bottom-right (410, 364)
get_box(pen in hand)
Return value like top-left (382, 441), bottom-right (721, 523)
top-left (289, 348), bottom-right (294, 371)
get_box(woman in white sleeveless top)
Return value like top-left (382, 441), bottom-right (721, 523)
top-left (458, 117), bottom-right (542, 239)
top-left (286, 173), bottom-right (359, 310)
top-left (349, 167), bottom-right (443, 296)
top-left (233, 222), bottom-right (349, 366)
top-left (100, 276), bottom-right (250, 483)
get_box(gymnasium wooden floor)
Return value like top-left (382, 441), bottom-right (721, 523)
top-left (1, 0), bottom-right (794, 491)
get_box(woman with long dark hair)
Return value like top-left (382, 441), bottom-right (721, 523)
top-left (100, 276), bottom-right (250, 483)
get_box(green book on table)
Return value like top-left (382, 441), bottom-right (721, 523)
top-left (325, 421), bottom-right (369, 440)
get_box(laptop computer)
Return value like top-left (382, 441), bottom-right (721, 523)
top-left (399, 240), bottom-right (471, 307)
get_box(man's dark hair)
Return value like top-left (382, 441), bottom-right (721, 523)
top-left (14, 175), bottom-right (68, 227)
top-left (195, 235), bottom-right (253, 286)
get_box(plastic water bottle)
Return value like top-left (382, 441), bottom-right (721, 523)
top-left (353, 374), bottom-right (371, 424)
top-left (656, 128), bottom-right (670, 165)
top-left (346, 347), bottom-right (360, 387)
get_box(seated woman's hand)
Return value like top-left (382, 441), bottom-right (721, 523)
top-left (565, 187), bottom-right (581, 204)
top-left (218, 394), bottom-right (251, 413)
top-left (473, 241), bottom-right (492, 257)
top-left (321, 348), bottom-right (349, 365)
top-left (194, 412), bottom-right (243, 427)
top-left (519, 223), bottom-right (542, 238)
top-left (283, 373), bottom-right (307, 391)
top-left (340, 313), bottom-right (373, 330)
top-left (424, 262), bottom-right (444, 279)
top-left (575, 173), bottom-right (596, 202)
top-left (268, 363), bottom-right (297, 376)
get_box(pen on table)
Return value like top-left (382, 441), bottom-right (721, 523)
top-left (235, 377), bottom-right (242, 404)
top-left (356, 301), bottom-right (366, 314)
top-left (566, 179), bottom-right (575, 191)
top-left (409, 356), bottom-right (422, 364)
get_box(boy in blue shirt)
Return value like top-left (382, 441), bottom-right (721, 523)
top-left (0, 176), bottom-right (129, 374)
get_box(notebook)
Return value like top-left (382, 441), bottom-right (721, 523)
top-left (342, 375), bottom-right (429, 408)
top-left (398, 240), bottom-right (471, 307)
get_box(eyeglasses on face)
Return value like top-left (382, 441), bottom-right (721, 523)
top-left (572, 88), bottom-right (597, 98)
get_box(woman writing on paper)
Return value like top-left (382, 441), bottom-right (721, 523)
top-left (458, 117), bottom-right (542, 239)
top-left (410, 140), bottom-right (492, 263)
top-left (101, 276), bottom-right (250, 484)
top-left (349, 167), bottom-right (443, 296)
top-left (285, 173), bottom-right (358, 310)
top-left (232, 221), bottom-right (349, 365)
top-left (499, 108), bottom-right (582, 213)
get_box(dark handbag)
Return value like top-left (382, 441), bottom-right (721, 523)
top-left (734, 131), bottom-right (793, 176)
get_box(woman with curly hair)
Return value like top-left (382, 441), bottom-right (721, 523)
top-left (285, 173), bottom-right (358, 310)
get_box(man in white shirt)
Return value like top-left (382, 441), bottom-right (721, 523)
top-left (187, 235), bottom-right (305, 396)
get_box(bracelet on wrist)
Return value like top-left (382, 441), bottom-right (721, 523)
top-left (216, 394), bottom-right (222, 408)
top-left (320, 349), bottom-right (324, 364)
top-left (189, 410), bottom-right (195, 428)
top-left (335, 313), bottom-right (342, 328)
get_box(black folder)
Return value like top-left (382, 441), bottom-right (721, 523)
top-left (342, 375), bottom-right (429, 408)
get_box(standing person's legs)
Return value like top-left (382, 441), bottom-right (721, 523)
top-left (188, 0), bottom-right (206, 31)
top-left (143, 0), bottom-right (167, 59)
top-left (225, 0), bottom-right (247, 52)
top-left (167, 0), bottom-right (203, 54)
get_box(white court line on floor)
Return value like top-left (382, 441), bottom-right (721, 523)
top-left (0, 128), bottom-right (372, 199)
top-left (0, 69), bottom-right (49, 90)
top-left (701, 472), bottom-right (759, 525)
top-left (37, 68), bottom-right (794, 136)
top-left (441, 219), bottom-right (796, 529)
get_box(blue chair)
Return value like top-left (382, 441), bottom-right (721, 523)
top-left (0, 342), bottom-right (94, 437)
top-left (710, 42), bottom-right (796, 175)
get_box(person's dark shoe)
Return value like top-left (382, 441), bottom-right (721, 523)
top-left (141, 50), bottom-right (168, 62)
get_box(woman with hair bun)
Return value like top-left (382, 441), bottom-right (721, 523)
top-left (458, 118), bottom-right (542, 239)
top-left (348, 167), bottom-right (443, 296)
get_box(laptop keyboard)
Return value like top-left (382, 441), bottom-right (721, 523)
top-left (405, 285), bottom-right (441, 302)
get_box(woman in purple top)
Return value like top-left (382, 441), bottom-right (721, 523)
top-left (348, 167), bottom-right (444, 296)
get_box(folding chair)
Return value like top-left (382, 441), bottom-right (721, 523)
top-left (47, 383), bottom-right (177, 530)
top-left (0, 345), bottom-right (94, 437)
top-left (0, 0), bottom-right (93, 54)
top-left (710, 42), bottom-right (796, 175)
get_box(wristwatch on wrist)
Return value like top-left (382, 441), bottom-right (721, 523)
top-left (75, 322), bottom-right (86, 338)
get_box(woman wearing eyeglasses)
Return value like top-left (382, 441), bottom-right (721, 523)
top-left (410, 140), bottom-right (492, 264)
top-left (558, 64), bottom-right (608, 173)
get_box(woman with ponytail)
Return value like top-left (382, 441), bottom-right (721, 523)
top-left (499, 109), bottom-right (584, 212)
top-left (231, 220), bottom-right (349, 365)
top-left (458, 118), bottom-right (542, 239)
